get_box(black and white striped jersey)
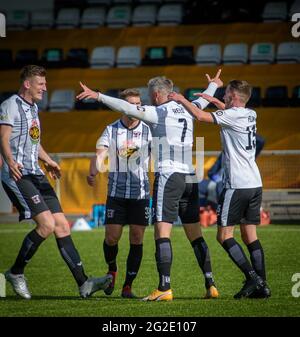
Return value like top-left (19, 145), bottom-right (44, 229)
top-left (97, 119), bottom-right (151, 199)
top-left (0, 94), bottom-right (43, 182)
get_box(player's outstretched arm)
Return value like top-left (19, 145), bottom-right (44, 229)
top-left (39, 145), bottom-right (61, 180)
top-left (194, 93), bottom-right (225, 110)
top-left (168, 92), bottom-right (215, 123)
top-left (77, 82), bottom-right (158, 124)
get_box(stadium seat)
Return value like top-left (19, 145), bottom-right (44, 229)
top-left (90, 46), bottom-right (115, 68)
top-left (37, 91), bottom-right (48, 111)
top-left (276, 42), bottom-right (300, 63)
top-left (184, 88), bottom-right (205, 101)
top-left (80, 7), bottom-right (106, 28)
top-left (169, 46), bottom-right (194, 65)
top-left (223, 43), bottom-right (248, 65)
top-left (56, 8), bottom-right (80, 29)
top-left (49, 90), bottom-right (75, 112)
top-left (290, 85), bottom-right (300, 106)
top-left (263, 86), bottom-right (289, 107)
top-left (113, 0), bottom-right (133, 4)
top-left (247, 87), bottom-right (262, 108)
top-left (132, 5), bottom-right (157, 26)
top-left (195, 44), bottom-right (222, 65)
top-left (65, 48), bottom-right (89, 68)
top-left (250, 43), bottom-right (275, 64)
top-left (31, 10), bottom-right (54, 29)
top-left (137, 87), bottom-right (151, 105)
top-left (142, 46), bottom-right (168, 66)
top-left (137, 0), bottom-right (162, 3)
top-left (99, 88), bottom-right (124, 109)
top-left (0, 50), bottom-right (14, 70)
top-left (106, 5), bottom-right (131, 28)
top-left (116, 46), bottom-right (141, 68)
top-left (41, 48), bottom-right (64, 68)
top-left (6, 10), bottom-right (29, 30)
top-left (157, 4), bottom-right (183, 25)
top-left (289, 0), bottom-right (300, 18)
top-left (15, 49), bottom-right (39, 68)
top-left (262, 2), bottom-right (287, 22)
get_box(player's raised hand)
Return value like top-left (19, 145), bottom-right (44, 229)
top-left (44, 160), bottom-right (61, 180)
top-left (76, 82), bottom-right (99, 101)
top-left (206, 69), bottom-right (223, 88)
top-left (168, 92), bottom-right (187, 103)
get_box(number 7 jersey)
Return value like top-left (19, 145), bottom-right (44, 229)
top-left (211, 107), bottom-right (262, 189)
top-left (146, 100), bottom-right (195, 174)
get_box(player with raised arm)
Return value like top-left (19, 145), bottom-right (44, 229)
top-left (0, 65), bottom-right (112, 299)
top-left (87, 89), bottom-right (152, 299)
top-left (77, 70), bottom-right (223, 301)
top-left (168, 80), bottom-right (271, 299)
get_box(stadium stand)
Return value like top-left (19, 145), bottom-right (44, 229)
top-left (157, 4), bottom-right (183, 25)
top-left (169, 45), bottom-right (194, 65)
top-left (106, 5), bottom-right (131, 27)
top-left (263, 85), bottom-right (289, 107)
top-left (276, 42), bottom-right (300, 63)
top-left (6, 10), bottom-right (29, 31)
top-left (15, 49), bottom-right (39, 68)
top-left (223, 43), bottom-right (248, 65)
top-left (80, 7), bottom-right (106, 28)
top-left (116, 46), bottom-right (141, 67)
top-left (195, 44), bottom-right (222, 66)
top-left (65, 48), bottom-right (89, 68)
top-left (249, 43), bottom-right (275, 64)
top-left (290, 85), bottom-right (300, 106)
top-left (262, 2), bottom-right (288, 22)
top-left (49, 89), bottom-right (75, 112)
top-left (41, 48), bottom-right (64, 68)
top-left (56, 8), bottom-right (81, 29)
top-left (132, 4), bottom-right (157, 26)
top-left (0, 50), bottom-right (14, 70)
top-left (90, 46), bottom-right (115, 68)
top-left (31, 10), bottom-right (54, 30)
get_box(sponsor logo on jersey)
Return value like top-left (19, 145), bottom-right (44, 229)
top-left (133, 131), bottom-right (141, 138)
top-left (216, 110), bottom-right (223, 116)
top-left (118, 140), bottom-right (140, 159)
top-left (29, 120), bottom-right (40, 144)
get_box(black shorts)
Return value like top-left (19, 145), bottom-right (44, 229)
top-left (104, 197), bottom-right (150, 226)
top-left (152, 172), bottom-right (199, 224)
top-left (2, 174), bottom-right (62, 221)
top-left (217, 187), bottom-right (262, 227)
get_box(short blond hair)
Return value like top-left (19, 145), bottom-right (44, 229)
top-left (147, 76), bottom-right (173, 95)
top-left (228, 80), bottom-right (252, 103)
top-left (20, 65), bottom-right (46, 83)
top-left (120, 88), bottom-right (140, 100)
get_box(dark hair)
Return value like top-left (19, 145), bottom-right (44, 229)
top-left (20, 65), bottom-right (46, 83)
top-left (120, 88), bottom-right (140, 99)
top-left (228, 80), bottom-right (252, 103)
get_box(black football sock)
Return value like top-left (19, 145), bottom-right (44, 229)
top-left (155, 238), bottom-right (172, 291)
top-left (11, 230), bottom-right (45, 275)
top-left (56, 235), bottom-right (88, 287)
top-left (103, 240), bottom-right (118, 272)
top-left (222, 238), bottom-right (255, 280)
top-left (123, 244), bottom-right (143, 288)
top-left (247, 240), bottom-right (266, 280)
top-left (191, 237), bottom-right (215, 289)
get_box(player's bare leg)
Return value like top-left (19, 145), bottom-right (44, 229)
top-left (5, 211), bottom-right (55, 299)
top-left (103, 224), bottom-right (123, 295)
top-left (240, 224), bottom-right (271, 298)
top-left (183, 222), bottom-right (218, 299)
top-left (121, 225), bottom-right (145, 298)
top-left (143, 222), bottom-right (173, 301)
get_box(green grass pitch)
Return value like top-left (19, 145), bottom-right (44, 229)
top-left (0, 223), bottom-right (299, 317)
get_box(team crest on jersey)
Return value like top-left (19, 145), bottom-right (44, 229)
top-left (29, 120), bottom-right (40, 144)
top-left (118, 140), bottom-right (139, 159)
top-left (133, 131), bottom-right (141, 138)
top-left (31, 195), bottom-right (41, 204)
